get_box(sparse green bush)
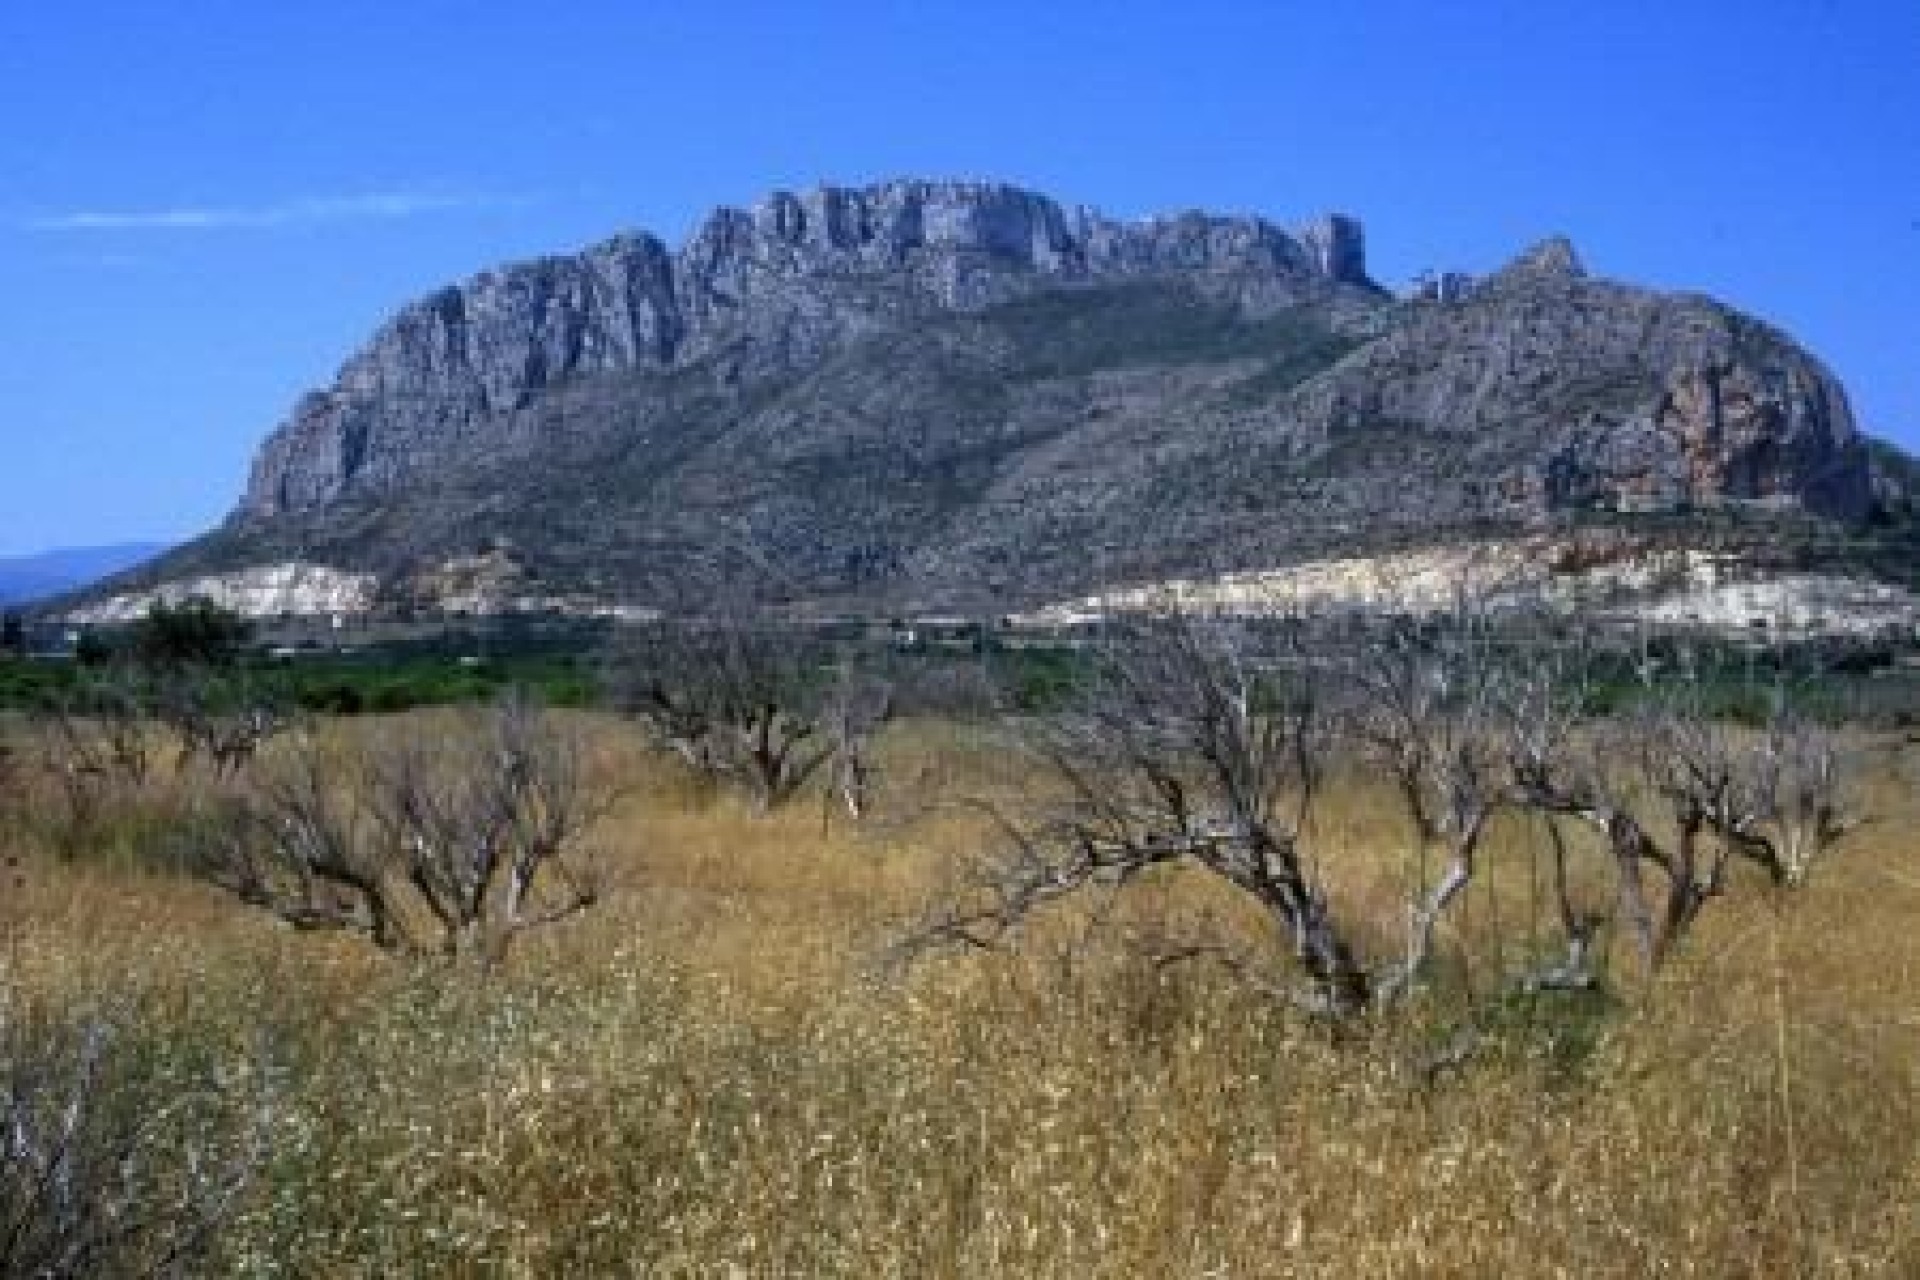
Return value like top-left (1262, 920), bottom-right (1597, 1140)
top-left (128, 599), bottom-right (252, 672)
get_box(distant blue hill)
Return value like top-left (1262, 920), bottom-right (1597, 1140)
top-left (0, 542), bottom-right (170, 607)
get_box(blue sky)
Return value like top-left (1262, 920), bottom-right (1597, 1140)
top-left (0, 0), bottom-right (1914, 555)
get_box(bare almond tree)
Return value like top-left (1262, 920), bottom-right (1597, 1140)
top-left (1707, 702), bottom-right (1858, 888)
top-left (1331, 606), bottom-right (1512, 1001)
top-left (909, 611), bottom-right (1373, 1015)
top-left (156, 672), bottom-right (289, 778)
top-left (185, 693), bottom-right (605, 965)
top-left (186, 735), bottom-right (401, 946)
top-left (908, 602), bottom-right (1867, 1016)
top-left (1503, 648), bottom-right (1860, 968)
top-left (612, 619), bottom-right (889, 816)
top-left (365, 692), bottom-right (602, 963)
top-left (822, 660), bottom-right (894, 822)
top-left (1501, 645), bottom-right (1683, 968)
top-left (29, 674), bottom-right (157, 856)
top-left (614, 620), bottom-right (829, 812)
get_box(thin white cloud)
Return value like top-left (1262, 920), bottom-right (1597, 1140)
top-left (24, 190), bottom-right (528, 232)
top-left (51, 252), bottom-right (145, 269)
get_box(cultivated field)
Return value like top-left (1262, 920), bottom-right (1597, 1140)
top-left (2, 708), bottom-right (1917, 1277)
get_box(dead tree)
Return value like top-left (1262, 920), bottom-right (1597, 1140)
top-left (1503, 654), bottom-right (1859, 970)
top-left (1712, 702), bottom-right (1857, 888)
top-left (1500, 642), bottom-right (1684, 969)
top-left (908, 598), bottom-right (1872, 1023)
top-left (186, 694), bottom-right (604, 965)
top-left (156, 672), bottom-right (288, 778)
top-left (907, 606), bottom-right (1541, 1013)
top-left (1630, 689), bottom-right (1857, 885)
top-left (185, 734), bottom-right (402, 947)
top-left (612, 619), bottom-right (880, 815)
top-left (29, 675), bottom-right (157, 855)
top-left (909, 611), bottom-right (1373, 1015)
top-left (822, 660), bottom-right (894, 822)
top-left (1329, 607), bottom-right (1512, 1001)
top-left (366, 693), bottom-right (602, 962)
top-left (1513, 813), bottom-right (1608, 994)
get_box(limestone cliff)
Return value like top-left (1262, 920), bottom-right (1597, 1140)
top-left (243, 179), bottom-right (1376, 517)
top-left (131, 178), bottom-right (1873, 614)
top-left (1285, 238), bottom-right (1866, 517)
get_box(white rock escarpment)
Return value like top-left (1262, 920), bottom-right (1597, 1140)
top-left (1022, 540), bottom-right (1920, 639)
top-left (63, 562), bottom-right (378, 623)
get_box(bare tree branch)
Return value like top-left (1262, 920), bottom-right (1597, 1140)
top-left (904, 609), bottom-right (1373, 1015)
top-left (610, 618), bottom-right (890, 817)
top-left (184, 693), bottom-right (607, 965)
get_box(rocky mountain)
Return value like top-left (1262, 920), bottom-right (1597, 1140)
top-left (116, 178), bottom-right (1871, 617)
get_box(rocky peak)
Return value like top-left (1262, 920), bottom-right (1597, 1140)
top-left (1491, 236), bottom-right (1587, 285)
top-left (241, 179), bottom-right (1377, 517)
top-left (1296, 214), bottom-right (1372, 288)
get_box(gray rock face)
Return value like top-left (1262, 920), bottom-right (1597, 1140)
top-left (1297, 215), bottom-right (1371, 288)
top-left (1291, 240), bottom-right (1866, 518)
top-left (1496, 235), bottom-right (1585, 282)
top-left (244, 179), bottom-right (1369, 516)
top-left (186, 179), bottom-right (1872, 614)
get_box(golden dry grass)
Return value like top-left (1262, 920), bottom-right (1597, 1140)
top-left (2, 713), bottom-right (1917, 1276)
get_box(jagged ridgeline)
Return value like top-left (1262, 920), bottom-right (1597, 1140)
top-left (135, 178), bottom-right (1868, 613)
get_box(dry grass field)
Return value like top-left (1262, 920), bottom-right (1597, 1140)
top-left (2, 712), bottom-right (1917, 1277)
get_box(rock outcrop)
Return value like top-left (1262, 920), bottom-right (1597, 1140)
top-left (1287, 239), bottom-right (1866, 518)
top-left (124, 177), bottom-right (1874, 615)
top-left (65, 563), bottom-right (378, 624)
top-left (244, 179), bottom-right (1376, 517)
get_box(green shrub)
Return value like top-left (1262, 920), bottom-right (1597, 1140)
top-left (128, 599), bottom-right (252, 671)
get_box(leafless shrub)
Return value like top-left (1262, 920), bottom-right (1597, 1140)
top-left (1326, 604), bottom-right (1515, 1001)
top-left (28, 674), bottom-right (158, 857)
top-left (155, 672), bottom-right (289, 779)
top-left (185, 693), bottom-right (606, 965)
top-left (907, 599), bottom-right (1867, 1019)
top-left (1502, 638), bottom-right (1860, 968)
top-left (0, 1004), bottom-right (269, 1279)
top-left (37, 674), bottom-right (154, 789)
top-left (610, 619), bottom-right (890, 816)
top-left (821, 660), bottom-right (894, 822)
top-left (908, 610), bottom-right (1372, 1015)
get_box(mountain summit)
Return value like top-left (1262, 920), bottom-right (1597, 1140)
top-left (130, 178), bottom-right (1867, 615)
top-left (240, 179), bottom-right (1376, 520)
